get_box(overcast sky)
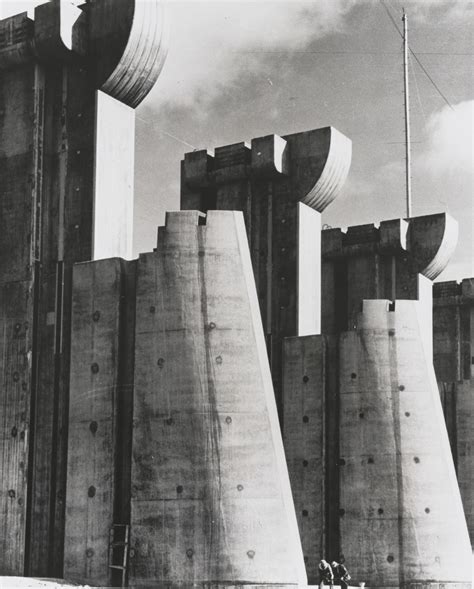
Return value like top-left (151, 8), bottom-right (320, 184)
top-left (2, 1), bottom-right (473, 281)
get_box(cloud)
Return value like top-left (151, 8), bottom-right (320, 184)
top-left (0, 1), bottom-right (44, 19)
top-left (419, 100), bottom-right (474, 177)
top-left (399, 0), bottom-right (473, 23)
top-left (150, 0), bottom-right (357, 109)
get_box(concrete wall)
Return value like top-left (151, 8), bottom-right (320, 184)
top-left (0, 1), bottom-right (167, 576)
top-left (129, 210), bottom-right (307, 587)
top-left (433, 278), bottom-right (474, 544)
top-left (181, 128), bottom-right (352, 417)
top-left (64, 258), bottom-right (136, 586)
top-left (339, 300), bottom-right (471, 589)
top-left (320, 213), bottom-right (457, 558)
top-left (282, 335), bottom-right (326, 584)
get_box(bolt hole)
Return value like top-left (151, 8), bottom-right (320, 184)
top-left (176, 485), bottom-right (183, 494)
top-left (302, 460), bottom-right (309, 467)
top-left (302, 415), bottom-right (309, 423)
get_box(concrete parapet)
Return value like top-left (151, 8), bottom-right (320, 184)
top-left (339, 299), bottom-right (471, 588)
top-left (130, 210), bottom-right (306, 587)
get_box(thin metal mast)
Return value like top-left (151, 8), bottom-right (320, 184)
top-left (402, 10), bottom-right (412, 217)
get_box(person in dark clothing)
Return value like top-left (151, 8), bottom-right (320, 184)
top-left (318, 559), bottom-right (334, 589)
top-left (331, 561), bottom-right (351, 589)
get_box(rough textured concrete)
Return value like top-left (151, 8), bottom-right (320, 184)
top-left (181, 128), bottom-right (352, 416)
top-left (93, 92), bottom-right (135, 261)
top-left (64, 258), bottom-right (136, 587)
top-left (282, 336), bottom-right (326, 584)
top-left (433, 278), bottom-right (474, 544)
top-left (339, 299), bottom-right (471, 589)
top-left (130, 210), bottom-right (306, 587)
top-left (321, 213), bottom-right (458, 558)
top-left (181, 130), bottom-right (351, 584)
top-left (0, 0), bottom-right (167, 577)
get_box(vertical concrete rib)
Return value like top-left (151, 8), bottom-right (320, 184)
top-left (283, 335), bottom-right (326, 584)
top-left (64, 258), bottom-right (136, 586)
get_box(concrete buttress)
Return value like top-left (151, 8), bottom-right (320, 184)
top-left (320, 213), bottom-right (459, 560)
top-left (339, 299), bottom-right (471, 589)
top-left (0, 0), bottom-right (167, 576)
top-left (181, 128), bottom-right (352, 416)
top-left (129, 210), bottom-right (307, 587)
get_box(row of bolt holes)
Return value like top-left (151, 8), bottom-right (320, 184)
top-left (85, 548), bottom-right (257, 561)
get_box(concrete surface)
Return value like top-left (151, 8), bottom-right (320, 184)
top-left (282, 335), bottom-right (326, 584)
top-left (0, 0), bottom-right (167, 577)
top-left (433, 278), bottom-right (474, 544)
top-left (181, 127), bottom-right (351, 421)
top-left (339, 299), bottom-right (471, 588)
top-left (130, 210), bottom-right (306, 587)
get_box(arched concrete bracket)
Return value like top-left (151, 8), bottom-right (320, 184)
top-left (95, 0), bottom-right (169, 107)
top-left (296, 127), bottom-right (352, 212)
top-left (407, 212), bottom-right (458, 280)
top-left (12, 0), bottom-right (168, 107)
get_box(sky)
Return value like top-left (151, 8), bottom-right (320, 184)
top-left (1, 0), bottom-right (473, 281)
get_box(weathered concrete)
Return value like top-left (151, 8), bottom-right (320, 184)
top-left (181, 130), bottom-right (351, 584)
top-left (130, 210), bottom-right (307, 587)
top-left (181, 128), bottom-right (352, 416)
top-left (321, 213), bottom-right (458, 558)
top-left (0, 0), bottom-right (167, 577)
top-left (433, 278), bottom-right (474, 544)
top-left (339, 299), bottom-right (471, 589)
top-left (64, 258), bottom-right (136, 586)
top-left (282, 336), bottom-right (326, 584)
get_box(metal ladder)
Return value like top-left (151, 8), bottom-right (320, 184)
top-left (108, 523), bottom-right (130, 587)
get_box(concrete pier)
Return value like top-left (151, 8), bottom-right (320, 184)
top-left (339, 299), bottom-right (472, 589)
top-left (0, 0), bottom-right (167, 577)
top-left (129, 211), bottom-right (307, 587)
top-left (433, 278), bottom-right (474, 544)
top-left (181, 128), bottom-right (352, 416)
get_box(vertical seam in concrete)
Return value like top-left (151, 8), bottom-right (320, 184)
top-left (387, 321), bottom-right (403, 588)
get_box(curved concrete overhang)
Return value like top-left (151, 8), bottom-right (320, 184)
top-left (91, 0), bottom-right (169, 108)
top-left (300, 126), bottom-right (352, 212)
top-left (1, 0), bottom-right (168, 108)
top-left (408, 212), bottom-right (458, 280)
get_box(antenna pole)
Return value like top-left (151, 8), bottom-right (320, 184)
top-left (402, 10), bottom-right (412, 217)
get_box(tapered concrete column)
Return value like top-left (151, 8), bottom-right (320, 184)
top-left (339, 299), bottom-right (471, 589)
top-left (130, 211), bottom-right (307, 587)
top-left (321, 212), bottom-right (458, 558)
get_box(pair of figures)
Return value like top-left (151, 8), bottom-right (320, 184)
top-left (319, 559), bottom-right (352, 589)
